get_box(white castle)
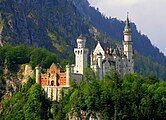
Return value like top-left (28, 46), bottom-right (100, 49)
top-left (35, 16), bottom-right (134, 101)
top-left (68, 15), bottom-right (134, 81)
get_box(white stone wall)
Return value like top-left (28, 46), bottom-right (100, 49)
top-left (74, 47), bottom-right (88, 74)
top-left (43, 86), bottom-right (68, 101)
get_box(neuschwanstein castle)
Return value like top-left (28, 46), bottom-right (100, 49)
top-left (35, 16), bottom-right (134, 101)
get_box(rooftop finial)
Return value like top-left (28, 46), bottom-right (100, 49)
top-left (78, 34), bottom-right (85, 39)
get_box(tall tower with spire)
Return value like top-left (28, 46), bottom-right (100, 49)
top-left (123, 14), bottom-right (134, 73)
top-left (74, 35), bottom-right (89, 74)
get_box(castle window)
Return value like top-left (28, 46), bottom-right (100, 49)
top-left (51, 81), bottom-right (54, 86)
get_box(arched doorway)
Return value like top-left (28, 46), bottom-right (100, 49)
top-left (51, 80), bottom-right (54, 86)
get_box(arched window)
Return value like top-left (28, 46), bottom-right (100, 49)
top-left (51, 80), bottom-right (54, 86)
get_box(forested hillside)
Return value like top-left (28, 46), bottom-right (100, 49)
top-left (1, 69), bottom-right (166, 120)
top-left (0, 0), bottom-right (166, 80)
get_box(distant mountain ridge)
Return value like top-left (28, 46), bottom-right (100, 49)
top-left (0, 0), bottom-right (166, 80)
top-left (71, 0), bottom-right (166, 67)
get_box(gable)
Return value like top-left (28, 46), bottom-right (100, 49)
top-left (93, 41), bottom-right (105, 56)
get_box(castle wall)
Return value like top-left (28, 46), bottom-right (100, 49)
top-left (41, 74), bottom-right (48, 86)
top-left (71, 73), bottom-right (83, 83)
top-left (40, 63), bottom-right (67, 87)
top-left (103, 61), bottom-right (112, 77)
top-left (43, 86), bottom-right (68, 101)
top-left (59, 73), bottom-right (66, 86)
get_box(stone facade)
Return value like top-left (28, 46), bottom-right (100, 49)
top-left (91, 16), bottom-right (134, 79)
top-left (35, 63), bottom-right (69, 101)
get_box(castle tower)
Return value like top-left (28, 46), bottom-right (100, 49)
top-left (123, 14), bottom-right (134, 73)
top-left (66, 64), bottom-right (71, 87)
top-left (74, 35), bottom-right (89, 74)
top-left (35, 65), bottom-right (41, 84)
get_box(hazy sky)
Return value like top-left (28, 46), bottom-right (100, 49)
top-left (88, 0), bottom-right (166, 55)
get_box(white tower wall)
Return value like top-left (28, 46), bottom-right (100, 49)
top-left (74, 36), bottom-right (89, 74)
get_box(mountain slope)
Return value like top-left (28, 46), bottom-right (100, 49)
top-left (72, 0), bottom-right (166, 67)
top-left (0, 0), bottom-right (166, 80)
top-left (0, 0), bottom-right (92, 56)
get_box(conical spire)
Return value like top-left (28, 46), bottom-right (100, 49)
top-left (125, 13), bottom-right (130, 29)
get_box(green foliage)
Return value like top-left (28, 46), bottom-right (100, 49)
top-left (54, 70), bottom-right (166, 120)
top-left (83, 68), bottom-right (96, 83)
top-left (1, 0), bottom-right (166, 81)
top-left (1, 69), bottom-right (166, 120)
top-left (0, 45), bottom-right (58, 71)
top-left (0, 45), bottom-right (31, 71)
top-left (0, 79), bottom-right (50, 120)
top-left (30, 48), bottom-right (58, 69)
top-left (23, 84), bottom-right (43, 120)
top-left (60, 58), bottom-right (74, 69)
top-left (0, 75), bottom-right (5, 100)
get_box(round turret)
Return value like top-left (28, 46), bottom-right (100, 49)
top-left (66, 64), bottom-right (71, 87)
top-left (35, 65), bottom-right (41, 84)
top-left (77, 35), bottom-right (86, 48)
